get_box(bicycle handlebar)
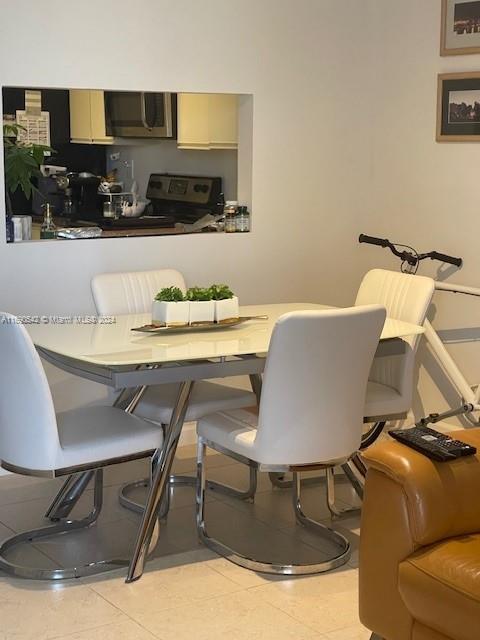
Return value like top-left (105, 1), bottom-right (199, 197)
top-left (358, 234), bottom-right (390, 248)
top-left (358, 234), bottom-right (417, 265)
top-left (420, 251), bottom-right (463, 268)
top-left (358, 234), bottom-right (463, 268)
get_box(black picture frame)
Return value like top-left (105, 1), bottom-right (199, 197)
top-left (437, 72), bottom-right (480, 141)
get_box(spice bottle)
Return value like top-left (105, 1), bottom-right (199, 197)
top-left (224, 201), bottom-right (237, 233)
top-left (40, 203), bottom-right (57, 239)
top-left (235, 206), bottom-right (250, 232)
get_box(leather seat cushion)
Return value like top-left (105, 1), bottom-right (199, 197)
top-left (55, 405), bottom-right (163, 471)
top-left (399, 534), bottom-right (480, 640)
top-left (136, 382), bottom-right (256, 423)
top-left (364, 380), bottom-right (408, 418)
top-left (197, 409), bottom-right (258, 460)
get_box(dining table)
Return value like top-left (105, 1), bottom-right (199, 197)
top-left (27, 302), bottom-right (424, 582)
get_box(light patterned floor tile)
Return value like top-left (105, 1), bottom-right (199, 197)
top-left (0, 580), bottom-right (127, 640)
top-left (89, 555), bottom-right (243, 620)
top-left (49, 619), bottom-right (158, 640)
top-left (135, 589), bottom-right (320, 640)
top-left (248, 568), bottom-right (360, 634)
top-left (205, 556), bottom-right (274, 588)
top-left (323, 624), bottom-right (371, 639)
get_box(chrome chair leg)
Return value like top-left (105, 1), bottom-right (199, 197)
top-left (326, 467), bottom-right (361, 518)
top-left (196, 439), bottom-right (350, 575)
top-left (341, 462), bottom-right (364, 500)
top-left (0, 469), bottom-right (130, 580)
top-left (45, 470), bottom-right (95, 521)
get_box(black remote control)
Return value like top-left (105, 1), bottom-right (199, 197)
top-left (389, 426), bottom-right (477, 462)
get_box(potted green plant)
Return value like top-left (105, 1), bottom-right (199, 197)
top-left (152, 286), bottom-right (189, 326)
top-left (186, 286), bottom-right (215, 324)
top-left (209, 284), bottom-right (239, 323)
top-left (3, 123), bottom-right (54, 216)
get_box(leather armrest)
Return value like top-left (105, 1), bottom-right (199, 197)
top-left (362, 429), bottom-right (480, 546)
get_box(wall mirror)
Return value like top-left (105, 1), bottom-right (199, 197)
top-left (2, 87), bottom-right (253, 242)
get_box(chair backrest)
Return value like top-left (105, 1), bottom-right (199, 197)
top-left (355, 269), bottom-right (434, 400)
top-left (254, 305), bottom-right (386, 466)
top-left (91, 269), bottom-right (187, 315)
top-left (0, 313), bottom-right (60, 471)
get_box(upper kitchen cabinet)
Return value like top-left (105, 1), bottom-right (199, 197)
top-left (69, 90), bottom-right (113, 144)
top-left (177, 93), bottom-right (238, 150)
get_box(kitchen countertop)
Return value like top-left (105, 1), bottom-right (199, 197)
top-left (30, 216), bottom-right (225, 239)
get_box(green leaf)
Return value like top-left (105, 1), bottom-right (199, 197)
top-left (209, 284), bottom-right (234, 300)
top-left (154, 287), bottom-right (185, 302)
top-left (186, 286), bottom-right (213, 301)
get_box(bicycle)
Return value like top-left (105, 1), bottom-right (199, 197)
top-left (359, 234), bottom-right (480, 433)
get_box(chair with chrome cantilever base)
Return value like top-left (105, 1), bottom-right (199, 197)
top-left (324, 269), bottom-right (435, 516)
top-left (196, 305), bottom-right (386, 575)
top-left (270, 269), bottom-right (435, 517)
top-left (0, 312), bottom-right (165, 580)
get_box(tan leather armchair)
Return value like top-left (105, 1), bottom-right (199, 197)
top-left (359, 429), bottom-right (480, 640)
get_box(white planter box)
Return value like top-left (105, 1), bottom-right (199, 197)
top-left (189, 300), bottom-right (215, 324)
top-left (214, 296), bottom-right (240, 323)
top-left (152, 300), bottom-right (189, 326)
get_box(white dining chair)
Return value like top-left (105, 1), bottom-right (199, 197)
top-left (196, 305), bottom-right (386, 574)
top-left (0, 312), bottom-right (165, 581)
top-left (270, 269), bottom-right (434, 514)
top-left (357, 269), bottom-right (434, 438)
top-left (91, 269), bottom-right (257, 513)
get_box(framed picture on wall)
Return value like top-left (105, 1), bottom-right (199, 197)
top-left (437, 72), bottom-right (480, 141)
top-left (441, 0), bottom-right (480, 55)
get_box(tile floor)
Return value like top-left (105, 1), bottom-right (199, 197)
top-left (0, 445), bottom-right (368, 640)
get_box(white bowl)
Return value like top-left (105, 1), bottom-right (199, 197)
top-left (122, 199), bottom-right (149, 217)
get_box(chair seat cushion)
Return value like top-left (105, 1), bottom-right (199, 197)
top-left (197, 409), bottom-right (259, 460)
top-left (364, 380), bottom-right (408, 419)
top-left (54, 406), bottom-right (163, 472)
top-left (136, 382), bottom-right (256, 424)
top-left (399, 534), bottom-right (480, 640)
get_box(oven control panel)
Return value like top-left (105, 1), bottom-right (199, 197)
top-left (146, 174), bottom-right (222, 206)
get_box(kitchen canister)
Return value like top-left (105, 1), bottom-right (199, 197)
top-left (11, 217), bottom-right (23, 242)
top-left (21, 215), bottom-right (32, 241)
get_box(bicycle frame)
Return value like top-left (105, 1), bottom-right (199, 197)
top-left (422, 281), bottom-right (480, 423)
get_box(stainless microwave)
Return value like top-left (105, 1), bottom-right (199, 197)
top-left (104, 91), bottom-right (177, 138)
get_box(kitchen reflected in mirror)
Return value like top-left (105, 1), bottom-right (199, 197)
top-left (2, 87), bottom-right (253, 242)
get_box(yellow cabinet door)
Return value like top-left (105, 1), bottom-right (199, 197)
top-left (177, 93), bottom-right (238, 150)
top-left (90, 90), bottom-right (113, 144)
top-left (208, 94), bottom-right (238, 149)
top-left (69, 90), bottom-right (93, 143)
top-left (69, 89), bottom-right (113, 145)
top-left (177, 93), bottom-right (210, 149)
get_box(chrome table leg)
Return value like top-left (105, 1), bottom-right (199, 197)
top-left (126, 380), bottom-right (194, 583)
top-left (249, 373), bottom-right (262, 404)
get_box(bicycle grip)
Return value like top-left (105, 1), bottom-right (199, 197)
top-left (429, 251), bottom-right (463, 268)
top-left (358, 234), bottom-right (390, 248)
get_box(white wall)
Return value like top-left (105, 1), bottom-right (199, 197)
top-left (363, 0), bottom-right (480, 426)
top-left (0, 0), bottom-right (371, 411)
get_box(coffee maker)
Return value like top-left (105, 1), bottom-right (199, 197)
top-left (65, 173), bottom-right (102, 220)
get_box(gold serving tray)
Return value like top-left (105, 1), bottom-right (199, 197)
top-left (131, 315), bottom-right (268, 334)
